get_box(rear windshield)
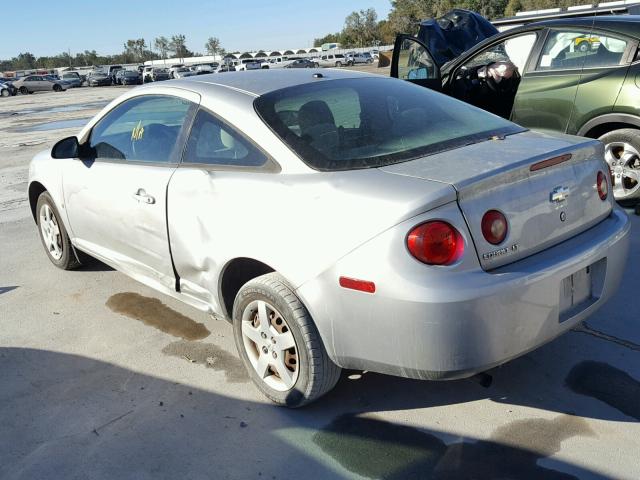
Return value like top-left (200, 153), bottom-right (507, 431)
top-left (254, 77), bottom-right (523, 171)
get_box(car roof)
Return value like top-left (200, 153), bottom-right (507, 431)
top-left (529, 15), bottom-right (640, 39)
top-left (173, 68), bottom-right (374, 97)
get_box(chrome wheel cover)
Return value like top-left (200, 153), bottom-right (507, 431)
top-left (604, 141), bottom-right (640, 200)
top-left (241, 300), bottom-right (299, 391)
top-left (39, 204), bottom-right (63, 260)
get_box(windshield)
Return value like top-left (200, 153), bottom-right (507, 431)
top-left (254, 77), bottom-right (522, 171)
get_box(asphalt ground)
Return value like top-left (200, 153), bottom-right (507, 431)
top-left (1, 80), bottom-right (639, 480)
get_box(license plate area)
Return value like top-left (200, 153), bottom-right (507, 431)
top-left (559, 258), bottom-right (606, 322)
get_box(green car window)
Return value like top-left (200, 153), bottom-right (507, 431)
top-left (536, 30), bottom-right (626, 70)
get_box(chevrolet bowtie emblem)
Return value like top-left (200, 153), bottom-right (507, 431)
top-left (550, 186), bottom-right (570, 203)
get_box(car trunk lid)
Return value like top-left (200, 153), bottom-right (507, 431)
top-left (380, 130), bottom-right (613, 270)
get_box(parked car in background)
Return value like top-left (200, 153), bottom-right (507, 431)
top-left (215, 64), bottom-right (236, 73)
top-left (115, 70), bottom-right (142, 85)
top-left (29, 70), bottom-right (629, 407)
top-left (347, 52), bottom-right (374, 65)
top-left (87, 72), bottom-right (112, 87)
top-left (168, 64), bottom-right (185, 78)
top-left (60, 72), bottom-right (82, 88)
top-left (152, 68), bottom-right (170, 81)
top-left (12, 75), bottom-right (68, 94)
top-left (285, 58), bottom-right (318, 68)
top-left (173, 67), bottom-right (197, 79)
top-left (392, 11), bottom-right (640, 205)
top-left (266, 57), bottom-right (294, 68)
top-left (0, 80), bottom-right (17, 97)
top-left (318, 53), bottom-right (347, 67)
top-left (192, 63), bottom-right (214, 75)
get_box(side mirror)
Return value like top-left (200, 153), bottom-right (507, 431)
top-left (51, 136), bottom-right (80, 159)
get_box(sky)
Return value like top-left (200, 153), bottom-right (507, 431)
top-left (1, 0), bottom-right (392, 59)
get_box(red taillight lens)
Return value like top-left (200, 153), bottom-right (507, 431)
top-left (481, 210), bottom-right (508, 245)
top-left (407, 221), bottom-right (463, 265)
top-left (597, 170), bottom-right (608, 201)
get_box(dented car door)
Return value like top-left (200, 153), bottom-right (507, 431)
top-left (63, 93), bottom-right (198, 290)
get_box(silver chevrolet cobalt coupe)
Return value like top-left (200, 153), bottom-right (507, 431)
top-left (28, 69), bottom-right (630, 406)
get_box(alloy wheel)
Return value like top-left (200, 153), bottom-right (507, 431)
top-left (604, 141), bottom-right (640, 200)
top-left (39, 204), bottom-right (63, 260)
top-left (241, 299), bottom-right (299, 391)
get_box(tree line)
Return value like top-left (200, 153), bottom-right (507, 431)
top-left (0, 35), bottom-right (225, 72)
top-left (2, 0), bottom-right (584, 71)
top-left (314, 0), bottom-right (583, 47)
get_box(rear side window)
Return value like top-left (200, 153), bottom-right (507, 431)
top-left (89, 95), bottom-right (194, 163)
top-left (254, 77), bottom-right (521, 171)
top-left (537, 30), bottom-right (628, 70)
top-left (182, 109), bottom-right (267, 167)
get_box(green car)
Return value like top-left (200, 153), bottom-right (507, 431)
top-left (392, 15), bottom-right (640, 205)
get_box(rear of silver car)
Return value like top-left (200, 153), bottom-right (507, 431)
top-left (297, 131), bottom-right (630, 379)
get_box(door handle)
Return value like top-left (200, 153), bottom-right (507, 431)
top-left (132, 189), bottom-right (155, 204)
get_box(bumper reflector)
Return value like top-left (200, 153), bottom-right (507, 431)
top-left (339, 276), bottom-right (376, 293)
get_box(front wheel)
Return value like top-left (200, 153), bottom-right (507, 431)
top-left (335, 61), bottom-right (342, 67)
top-left (53, 84), bottom-right (62, 92)
top-left (19, 86), bottom-right (29, 95)
top-left (233, 273), bottom-right (341, 407)
top-left (599, 128), bottom-right (640, 206)
top-left (36, 192), bottom-right (81, 270)
top-left (0, 89), bottom-right (8, 97)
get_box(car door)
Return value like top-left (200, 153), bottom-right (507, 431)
top-left (391, 35), bottom-right (442, 90)
top-left (27, 76), bottom-right (42, 91)
top-left (569, 30), bottom-right (635, 135)
top-left (63, 92), bottom-right (199, 291)
top-left (167, 108), bottom-right (275, 309)
top-left (511, 28), bottom-right (595, 133)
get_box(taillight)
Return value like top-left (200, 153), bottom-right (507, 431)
top-left (481, 210), bottom-right (508, 245)
top-left (407, 221), bottom-right (464, 265)
top-left (597, 170), bottom-right (608, 201)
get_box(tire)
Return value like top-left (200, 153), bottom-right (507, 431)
top-left (53, 84), bottom-right (62, 92)
top-left (0, 89), bottom-right (8, 97)
top-left (335, 61), bottom-right (342, 67)
top-left (233, 273), bottom-right (341, 407)
top-left (19, 86), bottom-right (29, 95)
top-left (577, 41), bottom-right (590, 53)
top-left (598, 128), bottom-right (640, 206)
top-left (314, 63), bottom-right (319, 68)
top-left (36, 192), bottom-right (82, 270)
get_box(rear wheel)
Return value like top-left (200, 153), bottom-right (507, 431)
top-left (53, 84), bottom-right (62, 92)
top-left (233, 273), bottom-right (341, 407)
top-left (19, 86), bottom-right (28, 95)
top-left (335, 61), bottom-right (342, 67)
top-left (0, 89), bottom-right (8, 97)
top-left (599, 128), bottom-right (640, 205)
top-left (36, 192), bottom-right (81, 270)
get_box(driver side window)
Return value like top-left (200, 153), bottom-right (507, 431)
top-left (89, 95), bottom-right (194, 163)
top-left (463, 33), bottom-right (537, 72)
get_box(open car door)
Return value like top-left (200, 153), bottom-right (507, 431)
top-left (391, 34), bottom-right (442, 91)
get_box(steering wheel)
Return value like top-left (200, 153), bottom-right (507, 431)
top-left (131, 123), bottom-right (175, 160)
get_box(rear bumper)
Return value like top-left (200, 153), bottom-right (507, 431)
top-left (297, 208), bottom-right (630, 380)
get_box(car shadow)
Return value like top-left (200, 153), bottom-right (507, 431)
top-left (0, 347), bottom-right (608, 480)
